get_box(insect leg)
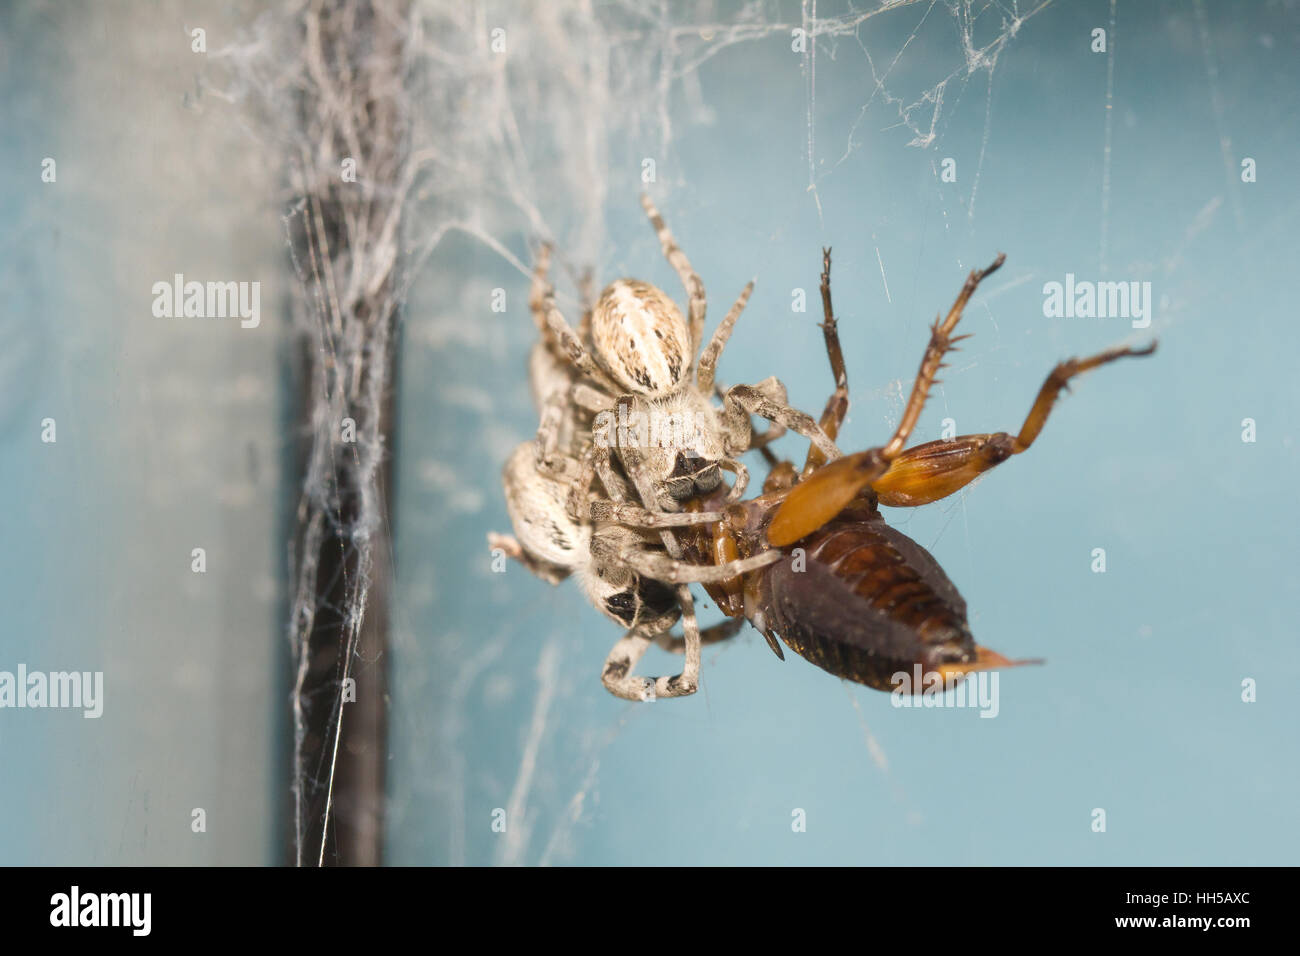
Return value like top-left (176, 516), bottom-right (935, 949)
top-left (802, 247), bottom-right (850, 475)
top-left (871, 341), bottom-right (1158, 507)
top-left (652, 616), bottom-right (746, 654)
top-left (881, 254), bottom-right (1005, 460)
top-left (765, 254), bottom-right (1006, 545)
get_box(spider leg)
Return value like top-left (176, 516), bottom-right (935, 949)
top-left (537, 379), bottom-right (610, 480)
top-left (587, 499), bottom-right (727, 528)
top-left (641, 193), bottom-right (707, 355)
top-left (562, 437), bottom-right (722, 527)
top-left (528, 241), bottom-right (557, 347)
top-left (601, 585), bottom-right (716, 700)
top-left (565, 442), bottom-right (603, 520)
top-left (534, 391), bottom-right (579, 476)
top-left (723, 378), bottom-right (840, 463)
top-left (590, 437), bottom-right (640, 503)
top-left (697, 280), bottom-right (754, 393)
top-left (672, 585), bottom-right (701, 697)
top-left (719, 457), bottom-right (749, 502)
top-left (602, 617), bottom-right (674, 702)
top-left (541, 285), bottom-right (622, 395)
top-left (486, 532), bottom-right (571, 585)
top-left (871, 341), bottom-right (1158, 506)
top-left (715, 379), bottom-right (787, 450)
top-left (569, 382), bottom-right (609, 413)
top-left (562, 259), bottom-right (597, 343)
top-left (532, 241), bottom-right (622, 395)
top-left (602, 539), bottom-right (781, 585)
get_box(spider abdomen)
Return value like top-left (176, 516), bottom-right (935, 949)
top-left (591, 279), bottom-right (690, 395)
top-left (502, 442), bottom-right (590, 567)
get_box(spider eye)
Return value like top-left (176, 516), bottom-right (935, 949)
top-left (604, 590), bottom-right (639, 626)
top-left (665, 453), bottom-right (722, 498)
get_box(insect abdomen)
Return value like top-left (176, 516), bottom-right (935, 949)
top-left (762, 511), bottom-right (976, 691)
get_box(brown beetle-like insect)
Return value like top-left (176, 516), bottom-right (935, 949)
top-left (675, 249), bottom-right (1156, 692)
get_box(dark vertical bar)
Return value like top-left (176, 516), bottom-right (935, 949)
top-left (282, 0), bottom-right (410, 867)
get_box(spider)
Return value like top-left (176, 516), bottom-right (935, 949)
top-left (494, 198), bottom-right (843, 698)
top-left (489, 440), bottom-right (774, 699)
top-left (523, 241), bottom-right (756, 535)
top-left (524, 243), bottom-right (597, 484)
